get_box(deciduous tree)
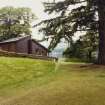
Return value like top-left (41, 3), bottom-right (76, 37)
top-left (0, 6), bottom-right (35, 41)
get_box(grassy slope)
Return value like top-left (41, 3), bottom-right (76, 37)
top-left (0, 57), bottom-right (105, 105)
top-left (0, 57), bottom-right (55, 101)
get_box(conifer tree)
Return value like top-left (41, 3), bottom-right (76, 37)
top-left (36, 0), bottom-right (105, 65)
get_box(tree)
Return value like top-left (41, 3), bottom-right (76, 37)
top-left (0, 6), bottom-right (35, 41)
top-left (36, 0), bottom-right (105, 65)
top-left (63, 31), bottom-right (98, 62)
top-left (63, 39), bottom-right (84, 59)
top-left (80, 31), bottom-right (98, 61)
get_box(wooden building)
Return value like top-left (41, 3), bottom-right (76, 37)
top-left (0, 36), bottom-right (49, 56)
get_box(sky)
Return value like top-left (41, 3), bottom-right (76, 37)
top-left (0, 0), bottom-right (45, 19)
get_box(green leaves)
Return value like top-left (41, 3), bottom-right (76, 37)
top-left (63, 30), bottom-right (98, 61)
top-left (0, 6), bottom-right (36, 41)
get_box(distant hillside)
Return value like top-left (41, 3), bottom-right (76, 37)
top-left (49, 48), bottom-right (65, 58)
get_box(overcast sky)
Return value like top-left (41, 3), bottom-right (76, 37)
top-left (0, 0), bottom-right (45, 19)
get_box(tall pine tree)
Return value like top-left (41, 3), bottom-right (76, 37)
top-left (36, 0), bottom-right (105, 65)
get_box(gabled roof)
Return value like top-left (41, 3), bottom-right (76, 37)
top-left (31, 39), bottom-right (49, 51)
top-left (0, 36), bottom-right (49, 51)
top-left (0, 35), bottom-right (31, 44)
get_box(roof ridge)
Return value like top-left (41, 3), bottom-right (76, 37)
top-left (0, 35), bottom-right (31, 44)
top-left (31, 39), bottom-right (49, 51)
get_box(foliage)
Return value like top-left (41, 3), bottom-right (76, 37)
top-left (63, 39), bottom-right (84, 58)
top-left (35, 0), bottom-right (99, 51)
top-left (0, 7), bottom-right (35, 41)
top-left (63, 30), bottom-right (98, 62)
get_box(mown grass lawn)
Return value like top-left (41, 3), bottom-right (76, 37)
top-left (0, 57), bottom-right (105, 105)
top-left (0, 57), bottom-right (55, 101)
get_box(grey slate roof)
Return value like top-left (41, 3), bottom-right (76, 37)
top-left (32, 39), bottom-right (49, 51)
top-left (0, 35), bottom-right (49, 51)
top-left (0, 36), bottom-right (30, 44)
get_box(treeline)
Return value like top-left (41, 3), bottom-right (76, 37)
top-left (63, 31), bottom-right (98, 62)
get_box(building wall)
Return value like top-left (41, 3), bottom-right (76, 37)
top-left (31, 41), bottom-right (48, 56)
top-left (16, 36), bottom-right (31, 54)
top-left (0, 43), bottom-right (16, 52)
top-left (0, 36), bottom-right (48, 56)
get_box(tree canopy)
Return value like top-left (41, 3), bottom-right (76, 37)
top-left (0, 6), bottom-right (35, 41)
top-left (63, 31), bottom-right (98, 62)
top-left (36, 0), bottom-right (105, 64)
top-left (37, 0), bottom-right (98, 49)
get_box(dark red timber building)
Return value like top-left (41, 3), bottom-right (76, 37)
top-left (0, 36), bottom-right (49, 56)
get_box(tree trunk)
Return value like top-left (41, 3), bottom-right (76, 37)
top-left (88, 51), bottom-right (92, 62)
top-left (97, 0), bottom-right (105, 64)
